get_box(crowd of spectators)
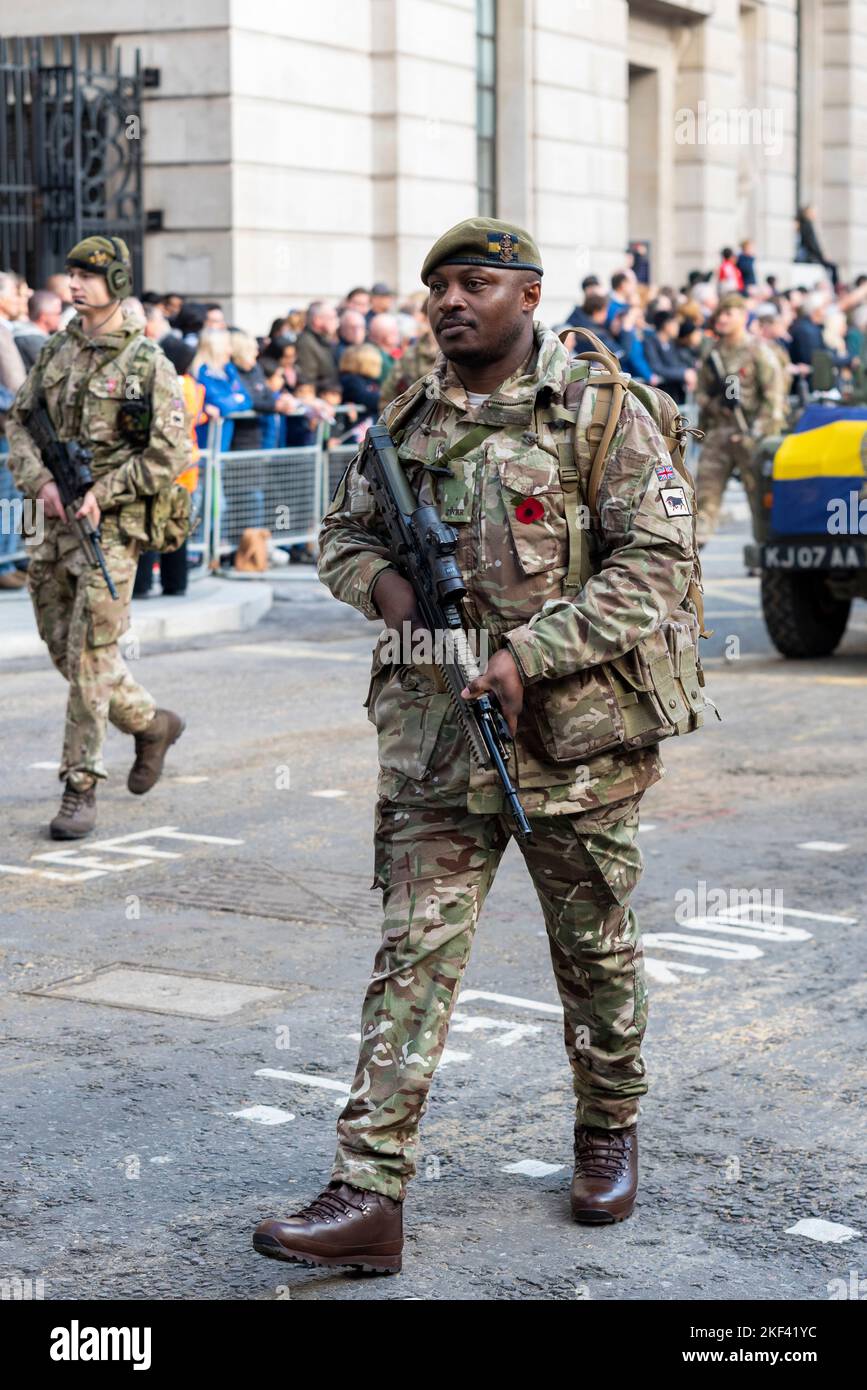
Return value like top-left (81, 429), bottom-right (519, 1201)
top-left (0, 202), bottom-right (863, 589)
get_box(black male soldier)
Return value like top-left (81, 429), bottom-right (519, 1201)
top-left (6, 237), bottom-right (189, 839)
top-left (253, 218), bottom-right (696, 1274)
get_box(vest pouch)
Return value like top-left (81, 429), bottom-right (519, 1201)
top-left (147, 483), bottom-right (192, 553)
top-left (116, 498), bottom-right (150, 545)
top-left (526, 661), bottom-right (626, 762)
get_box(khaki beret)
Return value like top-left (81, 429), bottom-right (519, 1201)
top-left (420, 217), bottom-right (543, 286)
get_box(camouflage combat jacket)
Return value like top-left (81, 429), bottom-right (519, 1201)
top-left (696, 335), bottom-right (786, 437)
top-left (318, 322), bottom-right (695, 817)
top-left (7, 310), bottom-right (190, 559)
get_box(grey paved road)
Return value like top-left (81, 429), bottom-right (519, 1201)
top-left (1, 507), bottom-right (865, 1302)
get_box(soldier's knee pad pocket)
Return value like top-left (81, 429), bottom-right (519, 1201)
top-left (84, 567), bottom-right (133, 649)
top-left (567, 802), bottom-right (643, 910)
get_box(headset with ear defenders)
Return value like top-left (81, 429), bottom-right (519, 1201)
top-left (105, 236), bottom-right (133, 299)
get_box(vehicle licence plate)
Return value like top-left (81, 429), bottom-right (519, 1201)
top-left (761, 542), bottom-right (867, 570)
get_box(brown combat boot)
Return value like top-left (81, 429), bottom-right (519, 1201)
top-left (127, 709), bottom-right (185, 795)
top-left (570, 1122), bottom-right (638, 1224)
top-left (50, 781), bottom-right (97, 840)
top-left (253, 1181), bottom-right (403, 1274)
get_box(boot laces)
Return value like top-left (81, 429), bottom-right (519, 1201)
top-left (297, 1187), bottom-right (368, 1224)
top-left (60, 785), bottom-right (90, 814)
top-left (574, 1128), bottom-right (631, 1179)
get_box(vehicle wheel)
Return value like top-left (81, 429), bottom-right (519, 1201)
top-left (760, 570), bottom-right (851, 658)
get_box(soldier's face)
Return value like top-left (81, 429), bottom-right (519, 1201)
top-left (67, 268), bottom-right (113, 311)
top-left (427, 264), bottom-right (541, 366)
top-left (715, 307), bottom-right (746, 337)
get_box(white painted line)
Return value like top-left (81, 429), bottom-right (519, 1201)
top-left (638, 823), bottom-right (656, 833)
top-left (439, 1048), bottom-right (472, 1066)
top-left (29, 761), bottom-right (59, 770)
top-left (502, 1159), bottom-right (566, 1178)
top-left (723, 903), bottom-right (856, 925)
top-left (30, 851), bottom-right (158, 873)
top-left (642, 933), bottom-right (764, 961)
top-left (643, 959), bottom-right (708, 983)
top-left (228, 642), bottom-right (367, 664)
top-left (255, 1068), bottom-right (351, 1094)
top-left (171, 775), bottom-right (210, 785)
top-left (231, 1105), bottom-right (295, 1126)
top-left (680, 915), bottom-right (811, 944)
top-left (149, 1156), bottom-right (173, 1164)
top-left (458, 988), bottom-right (562, 1015)
top-left (0, 864), bottom-right (37, 877)
top-left (449, 1013), bottom-right (543, 1047)
top-left (798, 841), bottom-right (848, 853)
top-left (309, 789), bottom-right (348, 798)
top-left (785, 1218), bottom-right (860, 1244)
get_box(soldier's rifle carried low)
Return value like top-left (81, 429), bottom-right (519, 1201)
top-left (23, 405), bottom-right (118, 600)
top-left (359, 423), bottom-right (533, 843)
top-left (706, 347), bottom-right (751, 438)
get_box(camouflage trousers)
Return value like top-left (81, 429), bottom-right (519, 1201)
top-left (332, 792), bottom-right (648, 1201)
top-left (695, 427), bottom-right (759, 545)
top-left (27, 532), bottom-right (156, 790)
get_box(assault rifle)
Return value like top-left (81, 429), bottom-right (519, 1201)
top-left (359, 423), bottom-right (533, 842)
top-left (23, 405), bottom-right (118, 600)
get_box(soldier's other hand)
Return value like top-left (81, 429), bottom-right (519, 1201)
top-left (75, 489), bottom-right (101, 528)
top-left (372, 569), bottom-right (425, 638)
top-left (36, 481), bottom-right (65, 521)
top-left (461, 649), bottom-right (524, 738)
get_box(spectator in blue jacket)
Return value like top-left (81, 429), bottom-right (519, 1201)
top-left (643, 310), bottom-right (698, 404)
top-left (789, 293), bottom-right (849, 387)
top-left (191, 329), bottom-right (252, 450)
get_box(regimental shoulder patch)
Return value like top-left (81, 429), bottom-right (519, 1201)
top-left (655, 462), bottom-right (675, 483)
top-left (660, 485), bottom-right (691, 518)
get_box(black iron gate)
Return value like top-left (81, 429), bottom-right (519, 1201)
top-left (0, 34), bottom-right (143, 289)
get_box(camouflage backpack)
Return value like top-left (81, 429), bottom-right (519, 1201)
top-left (517, 325), bottom-right (718, 764)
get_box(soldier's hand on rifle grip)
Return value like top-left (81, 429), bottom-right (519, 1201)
top-left (461, 649), bottom-right (525, 738)
top-left (36, 481), bottom-right (65, 521)
top-left (75, 490), bottom-right (101, 529)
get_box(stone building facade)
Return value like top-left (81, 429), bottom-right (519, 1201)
top-left (12, 0), bottom-right (867, 325)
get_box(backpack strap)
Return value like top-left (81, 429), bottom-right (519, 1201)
top-left (558, 327), bottom-right (629, 518)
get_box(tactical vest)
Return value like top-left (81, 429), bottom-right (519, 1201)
top-left (387, 327), bottom-right (718, 764)
top-left (34, 331), bottom-right (191, 554)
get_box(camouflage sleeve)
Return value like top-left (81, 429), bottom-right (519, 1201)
top-left (503, 396), bottom-right (694, 684)
top-left (316, 447), bottom-right (395, 620)
top-left (5, 345), bottom-right (58, 498)
top-left (90, 352), bottom-right (191, 510)
top-left (753, 344), bottom-right (786, 436)
top-left (695, 350), bottom-right (719, 423)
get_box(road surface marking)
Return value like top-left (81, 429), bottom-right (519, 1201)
top-left (255, 1068), bottom-right (351, 1094)
top-left (798, 840), bottom-right (848, 853)
top-left (29, 761), bottom-right (59, 770)
top-left (643, 960), bottom-right (708, 984)
top-left (309, 789), bottom-right (348, 798)
top-left (723, 903), bottom-right (855, 924)
top-left (449, 1013), bottom-right (543, 1046)
top-left (228, 642), bottom-right (367, 663)
top-left (231, 1105), bottom-right (295, 1126)
top-left (502, 1159), bottom-right (566, 1178)
top-left (171, 775), bottom-right (210, 784)
top-left (785, 1218), bottom-right (860, 1244)
top-left (638, 823), bottom-right (657, 833)
top-left (642, 933), bottom-right (764, 961)
top-left (458, 988), bottom-right (561, 1015)
top-left (680, 915), bottom-right (811, 944)
top-left (0, 826), bottom-right (245, 884)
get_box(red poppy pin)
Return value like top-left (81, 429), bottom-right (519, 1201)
top-left (514, 497), bottom-right (544, 524)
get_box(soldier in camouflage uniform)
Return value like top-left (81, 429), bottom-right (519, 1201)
top-left (695, 293), bottom-right (786, 546)
top-left (253, 218), bottom-right (696, 1276)
top-left (6, 237), bottom-right (189, 840)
